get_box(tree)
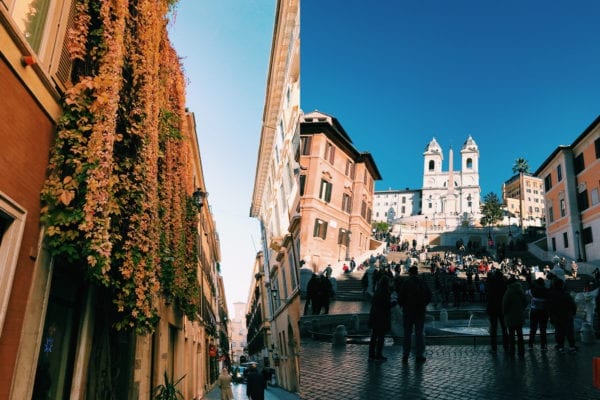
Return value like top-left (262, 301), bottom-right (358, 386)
top-left (480, 192), bottom-right (504, 239)
top-left (512, 157), bottom-right (530, 174)
top-left (512, 157), bottom-right (530, 232)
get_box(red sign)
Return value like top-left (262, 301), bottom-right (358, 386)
top-left (209, 344), bottom-right (217, 357)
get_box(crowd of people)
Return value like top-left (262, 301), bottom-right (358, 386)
top-left (357, 246), bottom-right (593, 363)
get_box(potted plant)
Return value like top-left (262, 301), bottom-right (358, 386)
top-left (152, 371), bottom-right (185, 400)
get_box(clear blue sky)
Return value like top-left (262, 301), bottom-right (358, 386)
top-left (302, 0), bottom-right (600, 196)
top-left (169, 1), bottom-right (275, 315)
top-left (168, 1), bottom-right (600, 311)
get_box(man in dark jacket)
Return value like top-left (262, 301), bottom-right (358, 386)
top-left (305, 273), bottom-right (319, 315)
top-left (486, 269), bottom-right (509, 354)
top-left (547, 278), bottom-right (578, 352)
top-left (398, 266), bottom-right (432, 363)
top-left (246, 362), bottom-right (267, 400)
top-left (368, 275), bottom-right (396, 361)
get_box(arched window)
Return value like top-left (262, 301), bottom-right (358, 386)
top-left (466, 158), bottom-right (473, 169)
top-left (428, 160), bottom-right (435, 171)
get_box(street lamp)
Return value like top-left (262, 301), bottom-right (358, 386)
top-left (575, 231), bottom-right (582, 262)
top-left (193, 187), bottom-right (208, 209)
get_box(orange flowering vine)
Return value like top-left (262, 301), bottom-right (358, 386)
top-left (41, 0), bottom-right (202, 334)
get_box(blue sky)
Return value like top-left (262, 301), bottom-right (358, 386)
top-left (168, 1), bottom-right (600, 311)
top-left (169, 1), bottom-right (274, 314)
top-left (302, 0), bottom-right (600, 196)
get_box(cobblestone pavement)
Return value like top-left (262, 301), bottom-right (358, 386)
top-left (202, 382), bottom-right (300, 400)
top-left (300, 339), bottom-right (600, 399)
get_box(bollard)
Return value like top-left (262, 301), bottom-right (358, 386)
top-left (332, 324), bottom-right (347, 347)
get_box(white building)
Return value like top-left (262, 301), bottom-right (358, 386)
top-left (373, 189), bottom-right (421, 223)
top-left (374, 136), bottom-right (482, 229)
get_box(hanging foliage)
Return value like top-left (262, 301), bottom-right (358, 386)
top-left (41, 0), bottom-right (201, 334)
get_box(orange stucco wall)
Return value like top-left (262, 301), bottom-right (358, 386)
top-left (0, 58), bottom-right (55, 398)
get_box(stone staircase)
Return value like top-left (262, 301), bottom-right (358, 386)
top-left (334, 273), bottom-right (365, 300)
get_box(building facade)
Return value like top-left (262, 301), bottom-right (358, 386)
top-left (502, 173), bottom-right (546, 228)
top-left (228, 302), bottom-right (248, 365)
top-left (535, 115), bottom-right (600, 263)
top-left (373, 189), bottom-right (422, 223)
top-left (373, 136), bottom-right (482, 231)
top-left (1, 3), bottom-right (225, 399)
top-left (421, 136), bottom-right (481, 228)
top-left (299, 111), bottom-right (382, 271)
top-left (249, 0), bottom-right (301, 392)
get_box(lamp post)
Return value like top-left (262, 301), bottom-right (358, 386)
top-left (575, 231), bottom-right (582, 262)
top-left (193, 187), bottom-right (208, 209)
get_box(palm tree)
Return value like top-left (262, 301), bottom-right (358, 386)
top-left (512, 158), bottom-right (530, 233)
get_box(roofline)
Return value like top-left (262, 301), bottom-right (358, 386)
top-left (533, 114), bottom-right (600, 175)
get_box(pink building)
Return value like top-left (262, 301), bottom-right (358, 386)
top-left (299, 111), bottom-right (382, 272)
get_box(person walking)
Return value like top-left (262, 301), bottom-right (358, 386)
top-left (526, 277), bottom-right (549, 351)
top-left (368, 275), bottom-right (396, 362)
top-left (246, 362), bottom-right (267, 400)
top-left (318, 274), bottom-right (334, 314)
top-left (216, 367), bottom-right (234, 400)
top-left (398, 266), bottom-right (432, 363)
top-left (547, 278), bottom-right (578, 353)
top-left (502, 276), bottom-right (528, 357)
top-left (486, 269), bottom-right (508, 354)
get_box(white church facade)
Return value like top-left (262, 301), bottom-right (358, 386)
top-left (374, 136), bottom-right (482, 229)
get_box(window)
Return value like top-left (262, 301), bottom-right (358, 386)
top-left (338, 228), bottom-right (350, 245)
top-left (324, 142), bottom-right (335, 164)
top-left (551, 237), bottom-right (556, 252)
top-left (313, 219), bottom-right (327, 239)
top-left (557, 164), bottom-right (563, 182)
top-left (342, 194), bottom-right (352, 213)
top-left (428, 160), bottom-right (435, 171)
top-left (544, 174), bottom-right (552, 192)
top-left (548, 205), bottom-right (554, 223)
top-left (577, 190), bottom-right (589, 211)
top-left (401, 206), bottom-right (406, 213)
top-left (574, 153), bottom-right (585, 174)
top-left (299, 175), bottom-right (306, 196)
top-left (595, 137), bottom-right (600, 159)
top-left (466, 158), bottom-right (473, 169)
top-left (563, 232), bottom-right (569, 248)
top-left (319, 180), bottom-right (332, 202)
top-left (361, 201), bottom-right (367, 219)
top-left (300, 136), bottom-right (312, 155)
top-left (402, 197), bottom-right (406, 204)
top-left (591, 188), bottom-right (599, 206)
top-left (0, 194), bottom-right (27, 336)
top-left (7, 0), bottom-right (76, 90)
top-left (560, 199), bottom-right (566, 217)
top-left (345, 160), bottom-right (355, 178)
top-left (582, 227), bottom-right (593, 245)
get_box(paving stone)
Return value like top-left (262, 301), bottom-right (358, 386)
top-left (299, 339), bottom-right (600, 399)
